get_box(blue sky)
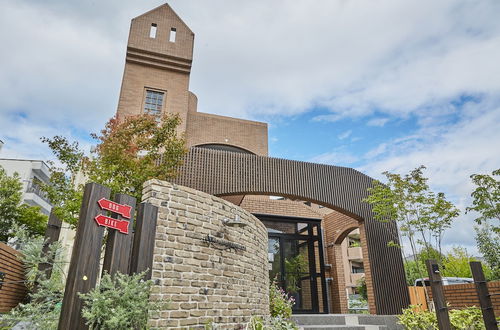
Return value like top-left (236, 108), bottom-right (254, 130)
top-left (0, 0), bottom-right (499, 254)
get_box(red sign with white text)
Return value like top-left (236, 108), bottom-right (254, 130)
top-left (97, 198), bottom-right (132, 219)
top-left (94, 214), bottom-right (130, 234)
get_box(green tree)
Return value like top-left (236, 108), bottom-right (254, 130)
top-left (0, 166), bottom-right (23, 241)
top-left (365, 166), bottom-right (459, 270)
top-left (365, 166), bottom-right (459, 306)
top-left (475, 223), bottom-right (500, 280)
top-left (466, 168), bottom-right (499, 279)
top-left (0, 166), bottom-right (48, 241)
top-left (442, 247), bottom-right (478, 278)
top-left (42, 113), bottom-right (186, 226)
top-left (467, 168), bottom-right (500, 233)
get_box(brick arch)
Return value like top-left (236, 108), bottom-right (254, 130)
top-left (173, 147), bottom-right (409, 315)
top-left (333, 224), bottom-right (360, 245)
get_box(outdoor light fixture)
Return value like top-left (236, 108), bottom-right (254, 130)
top-left (222, 215), bottom-right (247, 228)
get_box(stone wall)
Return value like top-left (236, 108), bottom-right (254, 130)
top-left (143, 180), bottom-right (269, 329)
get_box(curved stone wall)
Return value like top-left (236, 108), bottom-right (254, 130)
top-left (143, 179), bottom-right (269, 329)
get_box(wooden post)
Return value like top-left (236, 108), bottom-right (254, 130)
top-left (102, 193), bottom-right (136, 276)
top-left (425, 259), bottom-right (451, 330)
top-left (58, 183), bottom-right (110, 330)
top-left (470, 261), bottom-right (498, 330)
top-left (129, 202), bottom-right (158, 280)
top-left (38, 211), bottom-right (62, 279)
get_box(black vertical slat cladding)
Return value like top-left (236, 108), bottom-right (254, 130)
top-left (173, 148), bottom-right (410, 314)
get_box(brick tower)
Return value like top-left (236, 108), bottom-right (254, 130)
top-left (116, 4), bottom-right (195, 133)
top-left (116, 4), bottom-right (268, 155)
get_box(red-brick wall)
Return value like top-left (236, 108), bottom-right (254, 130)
top-left (426, 281), bottom-right (500, 315)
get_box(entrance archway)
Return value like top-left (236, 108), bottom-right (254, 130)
top-left (173, 147), bottom-right (409, 315)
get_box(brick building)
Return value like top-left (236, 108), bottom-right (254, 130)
top-left (115, 4), bottom-right (409, 315)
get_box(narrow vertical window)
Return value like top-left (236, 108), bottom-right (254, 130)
top-left (149, 23), bottom-right (157, 38)
top-left (169, 27), bottom-right (177, 42)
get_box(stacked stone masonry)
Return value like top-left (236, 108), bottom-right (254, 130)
top-left (143, 179), bottom-right (269, 329)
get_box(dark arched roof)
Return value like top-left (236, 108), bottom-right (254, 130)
top-left (194, 144), bottom-right (254, 154)
top-left (173, 147), bottom-right (409, 315)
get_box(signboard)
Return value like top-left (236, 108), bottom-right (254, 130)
top-left (94, 198), bottom-right (133, 234)
top-left (98, 198), bottom-right (132, 219)
top-left (94, 214), bottom-right (130, 234)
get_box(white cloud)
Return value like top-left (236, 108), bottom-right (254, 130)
top-left (1, 0), bottom-right (499, 256)
top-left (310, 150), bottom-right (359, 166)
top-left (357, 100), bottom-right (500, 254)
top-left (337, 130), bottom-right (352, 140)
top-left (366, 118), bottom-right (390, 127)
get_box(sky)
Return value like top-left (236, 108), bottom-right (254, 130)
top-left (0, 0), bottom-right (499, 255)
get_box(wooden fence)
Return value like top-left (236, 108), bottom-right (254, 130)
top-left (409, 281), bottom-right (500, 315)
top-left (0, 242), bottom-right (27, 313)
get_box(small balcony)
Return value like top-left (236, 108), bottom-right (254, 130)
top-left (347, 246), bottom-right (363, 261)
top-left (26, 182), bottom-right (50, 203)
top-left (24, 182), bottom-right (52, 215)
top-left (350, 272), bottom-right (365, 285)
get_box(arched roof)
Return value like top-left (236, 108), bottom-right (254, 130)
top-left (172, 147), bottom-right (409, 315)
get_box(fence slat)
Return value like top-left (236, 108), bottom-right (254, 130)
top-left (58, 183), bottom-right (110, 330)
top-left (470, 261), bottom-right (498, 330)
top-left (129, 202), bottom-right (158, 280)
top-left (426, 259), bottom-right (451, 330)
top-left (38, 211), bottom-right (62, 279)
top-left (102, 193), bottom-right (136, 276)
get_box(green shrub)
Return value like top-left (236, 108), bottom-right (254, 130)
top-left (398, 305), bottom-right (438, 330)
top-left (269, 281), bottom-right (294, 319)
top-left (79, 271), bottom-right (157, 330)
top-left (3, 225), bottom-right (66, 330)
top-left (268, 280), bottom-right (298, 329)
top-left (398, 305), bottom-right (488, 330)
top-left (449, 307), bottom-right (485, 330)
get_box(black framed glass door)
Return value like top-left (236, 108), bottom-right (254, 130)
top-left (261, 215), bottom-right (328, 314)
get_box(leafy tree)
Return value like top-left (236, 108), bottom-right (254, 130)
top-left (442, 247), bottom-right (479, 278)
top-left (365, 166), bottom-right (459, 281)
top-left (467, 168), bottom-right (499, 233)
top-left (42, 113), bottom-right (186, 226)
top-left (475, 223), bottom-right (500, 280)
top-left (0, 166), bottom-right (48, 241)
top-left (0, 166), bottom-right (23, 241)
top-left (466, 168), bottom-right (499, 279)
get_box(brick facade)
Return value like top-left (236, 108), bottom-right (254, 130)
top-left (116, 4), bottom-right (268, 156)
top-left (143, 180), bottom-right (269, 329)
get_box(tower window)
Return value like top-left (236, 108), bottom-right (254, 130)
top-left (149, 23), bottom-right (157, 38)
top-left (144, 89), bottom-right (164, 116)
top-left (169, 27), bottom-right (176, 42)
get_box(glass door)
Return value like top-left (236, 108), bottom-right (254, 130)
top-left (263, 215), bottom-right (328, 314)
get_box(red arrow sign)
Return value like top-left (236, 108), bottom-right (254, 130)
top-left (97, 198), bottom-right (132, 219)
top-left (94, 214), bottom-right (130, 234)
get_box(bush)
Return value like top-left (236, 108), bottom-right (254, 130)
top-left (268, 280), bottom-right (298, 329)
top-left (269, 281), bottom-right (294, 319)
top-left (3, 225), bottom-right (66, 330)
top-left (79, 271), bottom-right (157, 330)
top-left (449, 307), bottom-right (485, 330)
top-left (398, 305), bottom-right (438, 330)
top-left (398, 305), bottom-right (487, 330)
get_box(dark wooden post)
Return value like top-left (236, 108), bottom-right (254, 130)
top-left (425, 259), bottom-right (451, 330)
top-left (58, 183), bottom-right (110, 330)
top-left (38, 211), bottom-right (62, 279)
top-left (470, 261), bottom-right (498, 330)
top-left (129, 202), bottom-right (158, 280)
top-left (102, 193), bottom-right (136, 276)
